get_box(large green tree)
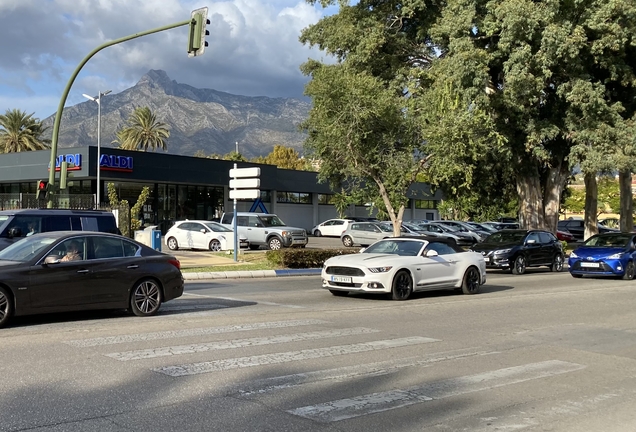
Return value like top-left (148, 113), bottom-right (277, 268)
top-left (0, 109), bottom-right (50, 153)
top-left (251, 145), bottom-right (307, 170)
top-left (113, 107), bottom-right (170, 152)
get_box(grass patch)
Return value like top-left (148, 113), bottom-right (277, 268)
top-left (181, 252), bottom-right (278, 273)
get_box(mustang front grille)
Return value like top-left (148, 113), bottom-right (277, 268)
top-left (325, 266), bottom-right (365, 276)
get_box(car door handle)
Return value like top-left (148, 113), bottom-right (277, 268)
top-left (127, 265), bottom-right (139, 269)
top-left (77, 269), bottom-right (90, 274)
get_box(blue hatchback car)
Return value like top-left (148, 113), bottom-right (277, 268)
top-left (568, 233), bottom-right (636, 279)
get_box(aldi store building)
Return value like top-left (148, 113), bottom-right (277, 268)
top-left (0, 147), bottom-right (442, 233)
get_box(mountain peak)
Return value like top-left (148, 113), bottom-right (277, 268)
top-left (137, 69), bottom-right (174, 88)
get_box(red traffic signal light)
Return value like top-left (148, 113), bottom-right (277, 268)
top-left (38, 180), bottom-right (47, 190)
top-left (36, 180), bottom-right (48, 199)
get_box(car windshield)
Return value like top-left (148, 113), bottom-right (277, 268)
top-left (486, 231), bottom-right (527, 243)
top-left (584, 234), bottom-right (632, 248)
top-left (0, 235), bottom-right (57, 262)
top-left (205, 222), bottom-right (232, 232)
top-left (436, 224), bottom-right (458, 233)
top-left (377, 224), bottom-right (393, 233)
top-left (260, 215), bottom-right (286, 227)
top-left (363, 239), bottom-right (426, 256)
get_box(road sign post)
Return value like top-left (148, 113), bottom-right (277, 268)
top-left (229, 165), bottom-right (261, 261)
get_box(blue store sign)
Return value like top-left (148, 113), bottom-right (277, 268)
top-left (49, 153), bottom-right (82, 171)
top-left (100, 154), bottom-right (133, 172)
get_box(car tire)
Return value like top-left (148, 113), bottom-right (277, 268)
top-left (342, 236), bottom-right (354, 247)
top-left (551, 253), bottom-right (564, 272)
top-left (329, 290), bottom-right (348, 297)
top-left (461, 266), bottom-right (481, 295)
top-left (623, 261), bottom-right (635, 280)
top-left (512, 255), bottom-right (526, 275)
top-left (167, 237), bottom-right (179, 251)
top-left (130, 279), bottom-right (163, 317)
top-left (314, 230), bottom-right (322, 237)
top-left (209, 239), bottom-right (222, 252)
top-left (249, 245), bottom-right (260, 250)
top-left (391, 270), bottom-right (413, 300)
top-left (0, 286), bottom-right (13, 329)
top-left (268, 237), bottom-right (282, 250)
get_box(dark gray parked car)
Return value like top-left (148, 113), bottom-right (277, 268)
top-left (0, 231), bottom-right (184, 328)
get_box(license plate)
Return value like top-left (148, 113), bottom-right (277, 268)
top-left (292, 239), bottom-right (306, 244)
top-left (581, 262), bottom-right (600, 268)
top-left (331, 276), bottom-right (352, 283)
top-left (483, 257), bottom-right (490, 263)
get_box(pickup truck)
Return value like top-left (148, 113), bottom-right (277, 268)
top-left (220, 212), bottom-right (308, 250)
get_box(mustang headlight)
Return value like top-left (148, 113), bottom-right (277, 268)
top-left (608, 252), bottom-right (624, 259)
top-left (494, 248), bottom-right (512, 255)
top-left (368, 266), bottom-right (393, 273)
top-left (570, 251), bottom-right (578, 258)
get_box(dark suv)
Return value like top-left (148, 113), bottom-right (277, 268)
top-left (558, 219), bottom-right (618, 241)
top-left (0, 209), bottom-right (119, 251)
top-left (470, 229), bottom-right (564, 275)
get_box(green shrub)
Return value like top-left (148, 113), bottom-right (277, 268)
top-left (265, 248), bottom-right (359, 268)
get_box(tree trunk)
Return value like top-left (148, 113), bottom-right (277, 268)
top-left (543, 163), bottom-right (569, 233)
top-left (517, 171), bottom-right (545, 230)
top-left (619, 169), bottom-right (633, 233)
top-left (375, 177), bottom-right (403, 237)
top-left (583, 172), bottom-right (598, 240)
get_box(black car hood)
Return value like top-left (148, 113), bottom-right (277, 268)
top-left (0, 260), bottom-right (23, 268)
top-left (472, 241), bottom-right (519, 252)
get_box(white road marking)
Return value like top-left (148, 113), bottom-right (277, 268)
top-left (153, 336), bottom-right (439, 377)
top-left (288, 360), bottom-right (585, 422)
top-left (233, 348), bottom-right (499, 396)
top-left (63, 319), bottom-right (329, 347)
top-left (107, 327), bottom-right (380, 361)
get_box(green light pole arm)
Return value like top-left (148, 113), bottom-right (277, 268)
top-left (47, 18), bottom-right (192, 208)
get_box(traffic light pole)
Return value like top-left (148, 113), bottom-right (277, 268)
top-left (46, 19), bottom-right (193, 208)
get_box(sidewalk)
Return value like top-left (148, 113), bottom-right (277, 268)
top-left (169, 249), bottom-right (321, 281)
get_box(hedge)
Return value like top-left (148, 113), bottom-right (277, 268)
top-left (265, 248), bottom-right (359, 269)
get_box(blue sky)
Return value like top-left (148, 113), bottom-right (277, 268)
top-left (0, 0), bottom-right (334, 120)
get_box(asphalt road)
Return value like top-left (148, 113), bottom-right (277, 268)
top-left (3, 271), bottom-right (636, 431)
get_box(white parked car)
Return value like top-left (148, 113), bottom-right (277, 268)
top-left (322, 237), bottom-right (486, 300)
top-left (165, 220), bottom-right (248, 252)
top-left (311, 218), bottom-right (353, 237)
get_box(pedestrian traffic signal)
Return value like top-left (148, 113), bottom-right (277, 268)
top-left (188, 7), bottom-right (210, 57)
top-left (36, 180), bottom-right (48, 199)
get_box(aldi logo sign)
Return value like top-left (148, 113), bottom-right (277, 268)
top-left (49, 153), bottom-right (82, 171)
top-left (100, 155), bottom-right (133, 172)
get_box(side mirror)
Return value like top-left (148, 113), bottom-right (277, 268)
top-left (526, 239), bottom-right (537, 245)
top-left (7, 227), bottom-right (22, 239)
top-left (200, 229), bottom-right (206, 233)
top-left (425, 250), bottom-right (439, 257)
top-left (44, 255), bottom-right (61, 265)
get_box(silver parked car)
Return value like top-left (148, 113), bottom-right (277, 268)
top-left (340, 222), bottom-right (393, 247)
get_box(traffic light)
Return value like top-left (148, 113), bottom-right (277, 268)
top-left (36, 180), bottom-right (48, 200)
top-left (188, 7), bottom-right (210, 57)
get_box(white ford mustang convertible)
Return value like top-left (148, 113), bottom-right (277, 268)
top-left (322, 237), bottom-right (487, 300)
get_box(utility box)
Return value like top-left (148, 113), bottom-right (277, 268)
top-left (151, 230), bottom-right (162, 251)
top-left (134, 230), bottom-right (151, 247)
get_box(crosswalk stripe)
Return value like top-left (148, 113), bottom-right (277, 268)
top-left (106, 327), bottom-right (380, 361)
top-left (63, 319), bottom-right (329, 348)
top-left (152, 336), bottom-right (439, 377)
top-left (288, 360), bottom-right (586, 422)
top-left (233, 348), bottom-right (499, 396)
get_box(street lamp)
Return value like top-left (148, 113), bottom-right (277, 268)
top-left (82, 90), bottom-right (111, 209)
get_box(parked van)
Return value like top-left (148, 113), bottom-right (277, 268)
top-left (0, 209), bottom-right (119, 251)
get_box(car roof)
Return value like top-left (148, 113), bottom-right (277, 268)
top-left (0, 209), bottom-right (115, 216)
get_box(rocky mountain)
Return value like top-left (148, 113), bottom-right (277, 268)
top-left (42, 70), bottom-right (311, 158)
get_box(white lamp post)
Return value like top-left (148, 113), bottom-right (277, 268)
top-left (82, 90), bottom-right (111, 209)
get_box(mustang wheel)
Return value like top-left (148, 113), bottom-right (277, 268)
top-left (209, 239), bottom-right (222, 252)
top-left (268, 237), bottom-right (282, 250)
top-left (461, 267), bottom-right (481, 294)
top-left (391, 270), bottom-right (413, 300)
top-left (329, 290), bottom-right (348, 297)
top-left (623, 261), bottom-right (635, 280)
top-left (167, 237), bottom-right (179, 251)
top-left (512, 255), bottom-right (526, 275)
top-left (551, 254), bottom-right (564, 272)
top-left (342, 236), bottom-right (354, 247)
top-left (0, 286), bottom-right (13, 328)
top-left (314, 230), bottom-right (322, 237)
top-left (130, 279), bottom-right (162, 317)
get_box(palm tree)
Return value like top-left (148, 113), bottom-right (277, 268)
top-left (113, 107), bottom-right (170, 152)
top-left (0, 109), bottom-right (51, 153)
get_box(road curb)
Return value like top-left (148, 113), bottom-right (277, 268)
top-left (183, 268), bottom-right (322, 280)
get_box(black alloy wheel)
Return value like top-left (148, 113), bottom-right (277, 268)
top-left (461, 267), bottom-right (481, 294)
top-left (512, 255), bottom-right (526, 275)
top-left (391, 270), bottom-right (413, 300)
top-left (623, 261), bottom-right (635, 280)
top-left (551, 254), bottom-right (564, 272)
top-left (130, 279), bottom-right (162, 317)
top-left (0, 286), bottom-right (13, 328)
